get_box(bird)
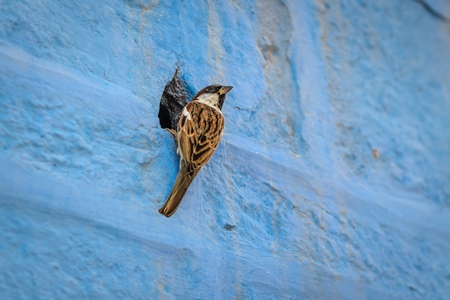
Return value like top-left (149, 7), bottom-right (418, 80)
top-left (159, 84), bottom-right (233, 217)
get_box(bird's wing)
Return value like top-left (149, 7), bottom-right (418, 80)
top-left (178, 102), bottom-right (224, 176)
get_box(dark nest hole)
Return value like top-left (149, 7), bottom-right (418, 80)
top-left (158, 68), bottom-right (189, 132)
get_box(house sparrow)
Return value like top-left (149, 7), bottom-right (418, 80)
top-left (159, 84), bottom-right (233, 217)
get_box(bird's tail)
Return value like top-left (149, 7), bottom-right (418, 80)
top-left (159, 161), bottom-right (198, 217)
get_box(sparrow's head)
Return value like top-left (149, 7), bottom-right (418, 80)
top-left (192, 84), bottom-right (233, 110)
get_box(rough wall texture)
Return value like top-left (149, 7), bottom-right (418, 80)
top-left (1, 0), bottom-right (449, 299)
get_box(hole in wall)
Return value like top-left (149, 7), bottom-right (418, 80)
top-left (158, 68), bottom-right (189, 131)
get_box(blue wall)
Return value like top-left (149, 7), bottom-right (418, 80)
top-left (1, 0), bottom-right (450, 299)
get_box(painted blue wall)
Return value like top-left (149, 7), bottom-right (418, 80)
top-left (1, 0), bottom-right (449, 299)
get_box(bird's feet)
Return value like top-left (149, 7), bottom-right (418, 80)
top-left (165, 128), bottom-right (177, 139)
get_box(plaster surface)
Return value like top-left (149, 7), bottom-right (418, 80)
top-left (1, 0), bottom-right (449, 299)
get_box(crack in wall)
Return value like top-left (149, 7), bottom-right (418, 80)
top-left (414, 0), bottom-right (450, 23)
top-left (252, 0), bottom-right (306, 155)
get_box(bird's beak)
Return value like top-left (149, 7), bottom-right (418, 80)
top-left (219, 86), bottom-right (233, 95)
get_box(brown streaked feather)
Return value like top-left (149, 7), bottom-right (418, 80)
top-left (178, 102), bottom-right (224, 173)
top-left (159, 101), bottom-right (224, 217)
